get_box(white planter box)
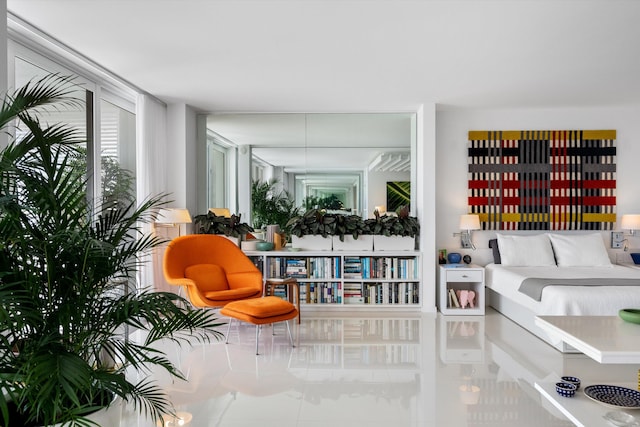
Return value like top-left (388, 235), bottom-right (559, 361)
top-left (373, 235), bottom-right (416, 251)
top-left (291, 235), bottom-right (332, 251)
top-left (332, 235), bottom-right (374, 251)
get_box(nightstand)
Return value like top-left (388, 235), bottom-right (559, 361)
top-left (438, 264), bottom-right (485, 315)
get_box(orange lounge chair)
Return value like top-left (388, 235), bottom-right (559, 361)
top-left (163, 234), bottom-right (263, 308)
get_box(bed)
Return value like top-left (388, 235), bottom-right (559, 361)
top-left (485, 233), bottom-right (640, 352)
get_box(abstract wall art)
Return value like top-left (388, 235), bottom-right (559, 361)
top-left (387, 181), bottom-right (411, 213)
top-left (467, 130), bottom-right (616, 230)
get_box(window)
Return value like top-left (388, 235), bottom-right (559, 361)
top-left (11, 48), bottom-right (137, 215)
top-left (100, 99), bottom-right (136, 211)
top-left (207, 131), bottom-right (236, 211)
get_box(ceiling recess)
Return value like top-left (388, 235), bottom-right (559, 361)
top-left (368, 152), bottom-right (411, 172)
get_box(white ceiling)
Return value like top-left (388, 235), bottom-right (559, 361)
top-left (7, 0), bottom-right (640, 114)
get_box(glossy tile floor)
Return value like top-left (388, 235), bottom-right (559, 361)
top-left (113, 308), bottom-right (639, 427)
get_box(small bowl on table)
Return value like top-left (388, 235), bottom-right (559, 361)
top-left (561, 376), bottom-right (581, 390)
top-left (631, 253), bottom-right (640, 264)
top-left (619, 309), bottom-right (640, 325)
top-left (555, 382), bottom-right (577, 397)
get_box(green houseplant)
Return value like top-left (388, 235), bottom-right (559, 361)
top-left (365, 206), bottom-right (419, 251)
top-left (286, 208), bottom-right (336, 238)
top-left (365, 205), bottom-right (420, 237)
top-left (250, 179), bottom-right (298, 232)
top-left (0, 75), bottom-right (223, 426)
top-left (333, 214), bottom-right (369, 241)
top-left (193, 211), bottom-right (254, 238)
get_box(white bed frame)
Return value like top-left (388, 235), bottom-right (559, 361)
top-left (487, 288), bottom-right (578, 353)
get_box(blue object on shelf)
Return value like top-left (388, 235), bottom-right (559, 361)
top-left (631, 253), bottom-right (640, 264)
top-left (447, 252), bottom-right (462, 264)
top-left (555, 382), bottom-right (577, 398)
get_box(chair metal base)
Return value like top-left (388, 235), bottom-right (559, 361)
top-left (225, 318), bottom-right (295, 355)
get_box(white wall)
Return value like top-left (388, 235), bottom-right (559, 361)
top-left (166, 103), bottom-right (199, 223)
top-left (435, 105), bottom-right (640, 266)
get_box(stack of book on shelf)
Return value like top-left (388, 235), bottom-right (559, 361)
top-left (343, 283), bottom-right (365, 304)
top-left (448, 288), bottom-right (460, 308)
top-left (285, 258), bottom-right (308, 278)
top-left (344, 256), bottom-right (363, 279)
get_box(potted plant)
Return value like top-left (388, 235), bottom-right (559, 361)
top-left (286, 208), bottom-right (335, 251)
top-left (332, 214), bottom-right (373, 251)
top-left (0, 75), bottom-right (223, 426)
top-left (366, 206), bottom-right (419, 251)
top-left (193, 211), bottom-right (254, 245)
top-left (251, 179), bottom-right (298, 234)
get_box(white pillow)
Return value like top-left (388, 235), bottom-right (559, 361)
top-left (547, 233), bottom-right (612, 267)
top-left (496, 234), bottom-right (557, 267)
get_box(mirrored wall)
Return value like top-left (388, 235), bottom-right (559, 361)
top-left (205, 112), bottom-right (416, 224)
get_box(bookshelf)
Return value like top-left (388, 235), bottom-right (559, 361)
top-left (244, 250), bottom-right (422, 311)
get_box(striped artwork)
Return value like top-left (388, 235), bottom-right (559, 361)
top-left (468, 130), bottom-right (616, 230)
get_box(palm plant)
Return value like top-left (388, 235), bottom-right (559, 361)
top-left (251, 179), bottom-right (298, 231)
top-left (0, 75), bottom-right (223, 426)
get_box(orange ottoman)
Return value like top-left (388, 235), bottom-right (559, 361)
top-left (221, 296), bottom-right (298, 355)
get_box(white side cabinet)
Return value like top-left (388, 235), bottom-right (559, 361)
top-left (438, 265), bottom-right (485, 315)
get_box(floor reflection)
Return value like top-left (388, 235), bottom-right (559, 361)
top-left (114, 309), bottom-right (640, 426)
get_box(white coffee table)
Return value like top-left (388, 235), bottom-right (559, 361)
top-left (535, 316), bottom-right (640, 364)
top-left (534, 316), bottom-right (640, 426)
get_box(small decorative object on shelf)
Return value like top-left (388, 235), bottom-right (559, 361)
top-left (447, 252), bottom-right (462, 264)
top-left (463, 254), bottom-right (472, 264)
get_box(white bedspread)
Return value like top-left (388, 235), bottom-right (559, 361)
top-left (485, 264), bottom-right (640, 315)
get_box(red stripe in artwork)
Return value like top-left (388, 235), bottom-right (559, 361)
top-left (549, 180), bottom-right (616, 189)
top-left (550, 196), bottom-right (616, 206)
top-left (468, 197), bottom-right (487, 205)
top-left (468, 180), bottom-right (488, 189)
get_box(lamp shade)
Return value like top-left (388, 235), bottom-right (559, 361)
top-left (459, 214), bottom-right (481, 231)
top-left (621, 214), bottom-right (640, 231)
top-left (156, 208), bottom-right (192, 225)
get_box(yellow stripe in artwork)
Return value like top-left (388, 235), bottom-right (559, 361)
top-left (468, 131), bottom-right (489, 140)
top-left (582, 130), bottom-right (616, 140)
top-left (479, 212), bottom-right (616, 225)
top-left (469, 129), bottom-right (616, 141)
top-left (469, 130), bottom-right (524, 141)
top-left (582, 213), bottom-right (617, 223)
top-left (501, 130), bottom-right (521, 140)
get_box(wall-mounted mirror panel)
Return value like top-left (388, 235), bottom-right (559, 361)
top-left (205, 112), bottom-right (415, 223)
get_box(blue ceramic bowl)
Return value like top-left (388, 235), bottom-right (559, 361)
top-left (447, 252), bottom-right (462, 264)
top-left (255, 241), bottom-right (274, 251)
top-left (561, 376), bottom-right (581, 390)
top-left (555, 382), bottom-right (577, 397)
top-left (631, 253), bottom-right (640, 264)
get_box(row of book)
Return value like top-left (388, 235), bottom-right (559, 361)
top-left (343, 282), bottom-right (419, 305)
top-left (343, 256), bottom-right (419, 279)
top-left (266, 257), bottom-right (341, 279)
top-left (300, 282), bottom-right (342, 304)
